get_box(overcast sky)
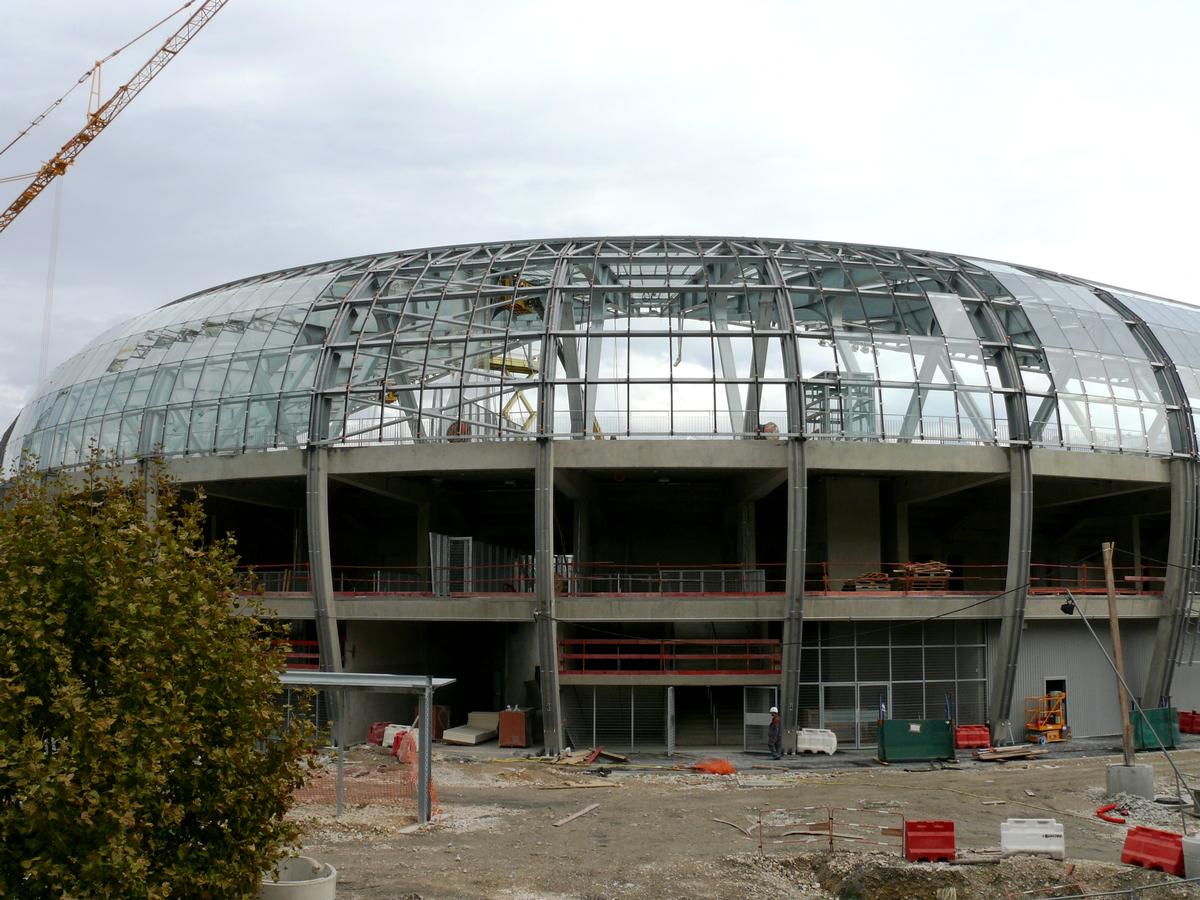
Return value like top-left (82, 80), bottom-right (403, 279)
top-left (0, 1), bottom-right (1197, 426)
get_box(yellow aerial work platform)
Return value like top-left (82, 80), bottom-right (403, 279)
top-left (1025, 692), bottom-right (1069, 743)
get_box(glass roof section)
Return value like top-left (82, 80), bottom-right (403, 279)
top-left (6, 237), bottom-right (1200, 471)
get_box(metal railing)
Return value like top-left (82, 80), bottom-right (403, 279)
top-left (558, 638), bottom-right (782, 676)
top-left (240, 560), bottom-right (1166, 598)
top-left (565, 563), bottom-right (776, 594)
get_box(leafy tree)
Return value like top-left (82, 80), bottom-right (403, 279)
top-left (0, 461), bottom-right (312, 898)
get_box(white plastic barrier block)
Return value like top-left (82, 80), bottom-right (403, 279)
top-left (381, 724), bottom-right (410, 750)
top-left (1000, 818), bottom-right (1065, 860)
top-left (795, 728), bottom-right (838, 755)
top-left (1184, 833), bottom-right (1200, 878)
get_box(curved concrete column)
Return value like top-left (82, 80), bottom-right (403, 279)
top-left (988, 445), bottom-right (1033, 738)
top-left (779, 437), bottom-right (808, 745)
top-left (534, 438), bottom-right (564, 753)
top-left (305, 447), bottom-right (342, 675)
top-left (1144, 458), bottom-right (1198, 706)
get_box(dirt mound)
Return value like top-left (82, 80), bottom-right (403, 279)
top-left (776, 850), bottom-right (1195, 899)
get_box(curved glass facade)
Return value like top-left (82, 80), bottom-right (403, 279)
top-left (6, 237), bottom-right (1198, 471)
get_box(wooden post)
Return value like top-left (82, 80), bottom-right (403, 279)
top-left (1103, 541), bottom-right (1136, 767)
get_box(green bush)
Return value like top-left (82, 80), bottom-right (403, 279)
top-left (0, 462), bottom-right (312, 898)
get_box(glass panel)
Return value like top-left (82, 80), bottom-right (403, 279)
top-left (188, 405), bottom-right (217, 453)
top-left (1043, 348), bottom-right (1082, 393)
top-left (947, 341), bottom-right (988, 386)
top-left (282, 349), bottom-right (319, 392)
top-left (910, 337), bottom-right (952, 385)
top-left (874, 337), bottom-right (915, 382)
top-left (163, 407), bottom-right (189, 453)
top-left (196, 357), bottom-right (231, 402)
top-left (927, 293), bottom-right (976, 339)
top-left (169, 361), bottom-right (204, 404)
top-left (1058, 396), bottom-right (1092, 446)
top-left (1115, 403), bottom-right (1146, 451)
top-left (920, 388), bottom-right (957, 441)
top-left (797, 338), bottom-right (837, 379)
top-left (216, 400), bottom-right (247, 451)
top-left (245, 399), bottom-right (278, 448)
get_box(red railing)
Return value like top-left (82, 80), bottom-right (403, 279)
top-left (1028, 562), bottom-right (1166, 595)
top-left (283, 638), bottom-right (320, 670)
top-left (558, 638), bottom-right (782, 676)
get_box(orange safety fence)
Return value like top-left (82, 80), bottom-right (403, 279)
top-left (691, 758), bottom-right (737, 775)
top-left (291, 735), bottom-right (437, 816)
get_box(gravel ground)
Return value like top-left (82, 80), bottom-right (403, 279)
top-left (291, 745), bottom-right (1200, 899)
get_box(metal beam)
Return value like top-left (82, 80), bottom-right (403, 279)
top-left (891, 473), bottom-right (1007, 507)
top-left (733, 469), bottom-right (787, 502)
top-left (1034, 483), bottom-right (1165, 511)
top-left (329, 472), bottom-right (431, 505)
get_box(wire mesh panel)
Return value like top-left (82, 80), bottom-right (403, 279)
top-left (822, 685), bottom-right (856, 746)
top-left (793, 620), bottom-right (989, 745)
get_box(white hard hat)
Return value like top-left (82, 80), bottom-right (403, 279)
top-left (770, 706), bottom-right (779, 714)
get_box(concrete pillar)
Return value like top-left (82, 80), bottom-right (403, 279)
top-left (341, 620), bottom-right (411, 741)
top-left (825, 476), bottom-right (880, 584)
top-left (534, 438), bottom-right (564, 753)
top-left (573, 495), bottom-right (590, 567)
top-left (415, 500), bottom-right (430, 587)
top-left (988, 446), bottom-right (1032, 738)
top-left (735, 500), bottom-right (756, 567)
top-left (305, 447), bottom-right (342, 675)
top-left (779, 438), bottom-right (807, 747)
top-left (1144, 458), bottom-right (1198, 705)
top-left (896, 501), bottom-right (909, 563)
top-left (138, 457), bottom-right (159, 522)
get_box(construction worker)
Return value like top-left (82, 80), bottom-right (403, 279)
top-left (768, 706), bottom-right (783, 759)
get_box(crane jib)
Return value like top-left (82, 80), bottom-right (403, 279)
top-left (0, 0), bottom-right (232, 236)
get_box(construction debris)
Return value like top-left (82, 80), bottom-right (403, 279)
top-left (552, 803), bottom-right (599, 827)
top-left (712, 817), bottom-right (752, 836)
top-left (973, 745), bottom-right (1049, 762)
top-left (552, 746), bottom-right (629, 767)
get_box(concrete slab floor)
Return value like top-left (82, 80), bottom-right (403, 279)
top-left (426, 731), bottom-right (1200, 776)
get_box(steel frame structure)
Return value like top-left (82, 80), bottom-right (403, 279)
top-left (8, 235), bottom-right (1200, 728)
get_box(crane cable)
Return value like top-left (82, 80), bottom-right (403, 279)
top-left (0, 0), bottom-right (198, 161)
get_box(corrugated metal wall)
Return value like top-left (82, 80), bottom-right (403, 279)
top-left (991, 617), bottom-right (1162, 739)
top-left (1173, 662), bottom-right (1200, 710)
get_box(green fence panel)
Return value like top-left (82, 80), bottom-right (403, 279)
top-left (1133, 706), bottom-right (1179, 751)
top-left (877, 719), bottom-right (955, 762)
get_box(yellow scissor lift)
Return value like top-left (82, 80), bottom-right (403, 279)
top-left (1025, 692), bottom-right (1069, 744)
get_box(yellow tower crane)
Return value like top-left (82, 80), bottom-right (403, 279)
top-left (0, 0), bottom-right (232, 235)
